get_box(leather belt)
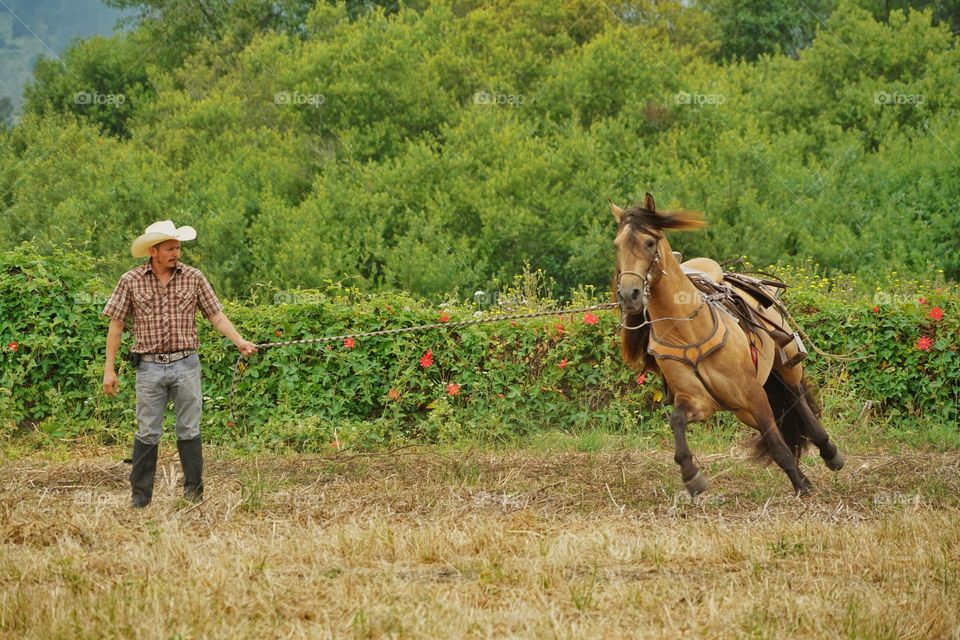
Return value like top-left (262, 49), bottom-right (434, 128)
top-left (140, 350), bottom-right (196, 364)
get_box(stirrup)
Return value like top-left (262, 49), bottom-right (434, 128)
top-left (779, 332), bottom-right (807, 369)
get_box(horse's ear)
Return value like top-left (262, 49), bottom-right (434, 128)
top-left (644, 192), bottom-right (656, 211)
top-left (609, 200), bottom-right (625, 223)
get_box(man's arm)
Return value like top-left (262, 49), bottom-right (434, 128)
top-left (103, 317), bottom-right (125, 396)
top-left (208, 311), bottom-right (258, 357)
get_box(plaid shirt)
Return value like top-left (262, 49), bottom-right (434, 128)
top-left (103, 261), bottom-right (223, 354)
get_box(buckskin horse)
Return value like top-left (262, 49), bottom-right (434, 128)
top-left (612, 193), bottom-right (844, 496)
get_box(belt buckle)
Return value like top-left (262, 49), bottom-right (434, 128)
top-left (156, 352), bottom-right (172, 364)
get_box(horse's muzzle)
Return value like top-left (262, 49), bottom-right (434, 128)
top-left (617, 286), bottom-right (645, 316)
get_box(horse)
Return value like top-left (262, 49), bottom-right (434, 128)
top-left (611, 193), bottom-right (844, 496)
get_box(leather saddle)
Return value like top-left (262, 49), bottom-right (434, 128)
top-left (677, 254), bottom-right (807, 369)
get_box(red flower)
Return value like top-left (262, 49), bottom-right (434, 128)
top-left (917, 336), bottom-right (933, 351)
top-left (583, 313), bottom-right (599, 325)
top-left (419, 349), bottom-right (434, 368)
top-left (227, 421), bottom-right (235, 428)
top-left (557, 358), bottom-right (569, 369)
top-left (497, 393), bottom-right (505, 399)
top-left (919, 297), bottom-right (927, 305)
top-left (447, 383), bottom-right (461, 396)
top-left (554, 323), bottom-right (565, 335)
top-left (343, 337), bottom-right (356, 349)
top-left (275, 330), bottom-right (282, 337)
top-left (636, 372), bottom-right (646, 385)
top-left (439, 312), bottom-right (450, 323)
top-left (388, 388), bottom-right (401, 402)
top-left (929, 307), bottom-right (944, 321)
top-left (7, 341), bottom-right (17, 352)
top-left (872, 306), bottom-right (879, 314)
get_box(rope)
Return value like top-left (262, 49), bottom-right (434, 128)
top-left (228, 302), bottom-right (619, 421)
top-left (225, 289), bottom-right (871, 423)
top-left (780, 306), bottom-right (872, 362)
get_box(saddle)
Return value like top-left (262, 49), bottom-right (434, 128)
top-left (662, 256), bottom-right (807, 370)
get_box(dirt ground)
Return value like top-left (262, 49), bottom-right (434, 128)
top-left (1, 446), bottom-right (959, 638)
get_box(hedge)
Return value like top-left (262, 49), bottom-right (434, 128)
top-left (1, 244), bottom-right (956, 450)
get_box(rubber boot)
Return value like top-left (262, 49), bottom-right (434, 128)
top-left (176, 437), bottom-right (204, 502)
top-left (130, 438), bottom-right (158, 508)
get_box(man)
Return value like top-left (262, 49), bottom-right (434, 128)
top-left (102, 220), bottom-right (257, 508)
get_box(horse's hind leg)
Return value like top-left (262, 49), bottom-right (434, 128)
top-left (784, 381), bottom-right (844, 471)
top-left (670, 401), bottom-right (708, 496)
top-left (737, 396), bottom-right (812, 495)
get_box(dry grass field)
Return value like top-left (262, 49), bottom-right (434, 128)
top-left (2, 444), bottom-right (959, 639)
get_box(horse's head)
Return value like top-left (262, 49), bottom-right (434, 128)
top-left (611, 193), bottom-right (706, 316)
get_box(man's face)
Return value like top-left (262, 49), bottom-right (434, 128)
top-left (150, 240), bottom-right (181, 269)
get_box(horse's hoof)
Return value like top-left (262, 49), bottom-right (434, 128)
top-left (684, 471), bottom-right (708, 497)
top-left (823, 450), bottom-right (844, 471)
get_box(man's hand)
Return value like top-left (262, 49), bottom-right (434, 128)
top-left (104, 317), bottom-right (124, 396)
top-left (237, 339), bottom-right (258, 357)
top-left (103, 369), bottom-right (120, 396)
top-left (209, 311), bottom-right (259, 357)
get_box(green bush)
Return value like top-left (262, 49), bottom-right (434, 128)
top-left (775, 264), bottom-right (959, 425)
top-left (1, 246), bottom-right (957, 450)
top-left (0, 244), bottom-right (130, 434)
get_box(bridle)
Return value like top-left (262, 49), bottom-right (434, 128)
top-left (616, 243), bottom-right (704, 331)
top-left (616, 242), bottom-right (665, 330)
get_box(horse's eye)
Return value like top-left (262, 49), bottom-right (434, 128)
top-left (645, 238), bottom-right (656, 251)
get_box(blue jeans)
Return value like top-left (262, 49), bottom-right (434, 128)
top-left (134, 353), bottom-right (203, 445)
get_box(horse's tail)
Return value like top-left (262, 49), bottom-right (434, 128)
top-left (751, 371), bottom-right (814, 463)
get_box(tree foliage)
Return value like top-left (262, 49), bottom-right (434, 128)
top-left (2, 0), bottom-right (958, 300)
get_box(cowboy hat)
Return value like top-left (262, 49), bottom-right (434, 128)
top-left (130, 220), bottom-right (197, 258)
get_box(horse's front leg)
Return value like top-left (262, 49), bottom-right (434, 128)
top-left (670, 400), bottom-right (708, 496)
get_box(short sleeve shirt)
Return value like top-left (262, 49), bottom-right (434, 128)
top-left (102, 261), bottom-right (223, 353)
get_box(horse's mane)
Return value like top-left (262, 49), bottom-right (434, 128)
top-left (612, 271), bottom-right (659, 374)
top-left (618, 205), bottom-right (706, 242)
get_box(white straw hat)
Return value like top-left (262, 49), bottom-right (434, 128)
top-left (130, 220), bottom-right (197, 258)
